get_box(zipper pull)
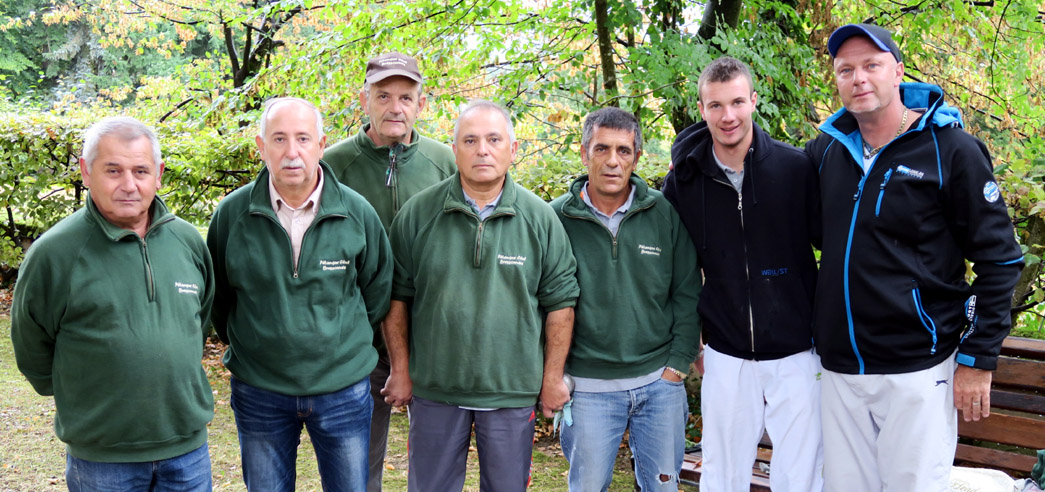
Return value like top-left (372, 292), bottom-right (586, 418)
top-left (880, 168), bottom-right (893, 190)
top-left (853, 181), bottom-right (864, 201)
top-left (737, 192), bottom-right (743, 211)
top-left (386, 143), bottom-right (403, 188)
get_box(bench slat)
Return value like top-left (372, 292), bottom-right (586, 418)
top-left (989, 388), bottom-right (1045, 414)
top-left (993, 357), bottom-right (1045, 391)
top-left (1001, 337), bottom-right (1045, 359)
top-left (679, 455), bottom-right (772, 491)
top-left (955, 443), bottom-right (1038, 476)
top-left (957, 412), bottom-right (1045, 449)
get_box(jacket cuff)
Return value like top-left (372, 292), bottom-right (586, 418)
top-left (541, 298), bottom-right (577, 312)
top-left (666, 355), bottom-right (694, 375)
top-left (956, 352), bottom-right (998, 371)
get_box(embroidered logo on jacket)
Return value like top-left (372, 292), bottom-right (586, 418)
top-left (320, 259), bottom-right (351, 271)
top-left (638, 244), bottom-right (661, 256)
top-left (983, 182), bottom-right (1000, 203)
top-left (895, 165), bottom-right (925, 179)
top-left (175, 282), bottom-right (200, 295)
top-left (761, 268), bottom-right (789, 276)
top-left (498, 254), bottom-right (527, 266)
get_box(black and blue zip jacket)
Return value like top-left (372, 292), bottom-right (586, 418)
top-left (805, 82), bottom-right (1023, 375)
top-left (664, 121), bottom-right (820, 361)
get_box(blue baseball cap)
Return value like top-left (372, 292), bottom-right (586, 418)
top-left (828, 23), bottom-right (902, 62)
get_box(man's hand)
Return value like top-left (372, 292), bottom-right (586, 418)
top-left (661, 368), bottom-right (683, 382)
top-left (693, 349), bottom-right (705, 377)
top-left (381, 370), bottom-right (413, 407)
top-left (954, 364), bottom-right (992, 422)
top-left (540, 376), bottom-right (570, 418)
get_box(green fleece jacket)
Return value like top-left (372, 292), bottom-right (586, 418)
top-left (12, 195), bottom-right (214, 462)
top-left (550, 175), bottom-right (702, 379)
top-left (389, 173), bottom-right (580, 408)
top-left (207, 161), bottom-right (393, 396)
top-left (324, 125), bottom-right (457, 231)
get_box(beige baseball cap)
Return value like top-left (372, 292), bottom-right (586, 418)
top-left (365, 52), bottom-right (422, 84)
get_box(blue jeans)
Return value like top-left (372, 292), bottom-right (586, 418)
top-left (560, 377), bottom-right (688, 491)
top-left (230, 376), bottom-right (372, 492)
top-left (66, 442), bottom-right (211, 492)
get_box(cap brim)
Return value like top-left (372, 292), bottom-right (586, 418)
top-left (828, 25), bottom-right (893, 57)
top-left (365, 69), bottom-right (422, 84)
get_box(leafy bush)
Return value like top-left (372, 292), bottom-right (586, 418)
top-left (0, 111), bottom-right (255, 283)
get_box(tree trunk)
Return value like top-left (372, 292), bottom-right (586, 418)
top-left (594, 0), bottom-right (619, 106)
top-left (697, 0), bottom-right (744, 41)
top-left (1012, 215), bottom-right (1045, 328)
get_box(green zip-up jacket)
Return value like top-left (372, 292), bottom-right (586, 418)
top-left (12, 195), bottom-right (214, 463)
top-left (324, 125), bottom-right (457, 231)
top-left (389, 173), bottom-right (580, 408)
top-left (207, 161), bottom-right (393, 396)
top-left (550, 175), bottom-right (701, 379)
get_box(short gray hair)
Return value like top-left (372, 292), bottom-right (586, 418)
top-left (581, 107), bottom-right (643, 155)
top-left (82, 116), bottom-right (162, 174)
top-left (453, 100), bottom-right (515, 144)
top-left (697, 56), bottom-right (755, 100)
top-left (259, 97), bottom-right (324, 139)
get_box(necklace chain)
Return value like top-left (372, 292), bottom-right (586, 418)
top-left (863, 107), bottom-right (909, 159)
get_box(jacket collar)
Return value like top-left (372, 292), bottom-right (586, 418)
top-left (356, 124), bottom-right (422, 165)
top-left (670, 121), bottom-right (769, 183)
top-left (85, 192), bottom-right (174, 241)
top-left (247, 160), bottom-right (348, 218)
top-left (819, 82), bottom-right (964, 165)
top-left (559, 174), bottom-right (654, 218)
top-left (444, 172), bottom-right (519, 217)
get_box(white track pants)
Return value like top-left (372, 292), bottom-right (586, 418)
top-left (821, 356), bottom-right (958, 492)
top-left (699, 345), bottom-right (824, 492)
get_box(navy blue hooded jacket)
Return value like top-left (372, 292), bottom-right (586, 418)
top-left (806, 82), bottom-right (1023, 375)
top-left (664, 121), bottom-right (820, 360)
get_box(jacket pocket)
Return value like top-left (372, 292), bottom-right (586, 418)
top-left (911, 281), bottom-right (939, 355)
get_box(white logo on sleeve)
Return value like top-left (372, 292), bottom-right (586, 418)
top-left (320, 259), bottom-right (351, 271)
top-left (498, 254), bottom-right (527, 266)
top-left (983, 182), bottom-right (1000, 203)
top-left (638, 244), bottom-right (662, 256)
top-left (175, 282), bottom-right (200, 295)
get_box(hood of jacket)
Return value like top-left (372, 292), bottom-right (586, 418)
top-left (670, 121), bottom-right (778, 180)
top-left (820, 82), bottom-right (964, 165)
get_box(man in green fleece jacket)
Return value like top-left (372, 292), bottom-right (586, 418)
top-left (207, 98), bottom-right (393, 492)
top-left (323, 52), bottom-right (456, 492)
top-left (385, 100), bottom-right (580, 492)
top-left (12, 116), bottom-right (215, 492)
top-left (550, 107), bottom-right (701, 491)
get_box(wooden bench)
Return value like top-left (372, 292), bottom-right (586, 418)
top-left (678, 432), bottom-right (772, 490)
top-left (677, 336), bottom-right (1045, 489)
top-left (954, 336), bottom-right (1045, 477)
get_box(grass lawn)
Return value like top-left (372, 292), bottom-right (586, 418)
top-left (1, 315), bottom-right (693, 491)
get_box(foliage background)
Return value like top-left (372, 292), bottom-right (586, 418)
top-left (1, 0), bottom-right (1043, 330)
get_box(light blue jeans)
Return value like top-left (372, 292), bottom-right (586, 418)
top-left (66, 442), bottom-right (211, 492)
top-left (230, 376), bottom-right (372, 492)
top-left (560, 377), bottom-right (688, 491)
